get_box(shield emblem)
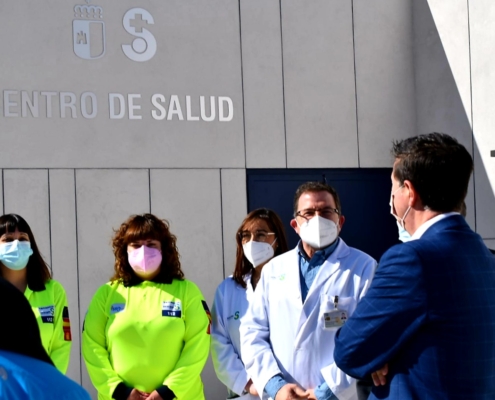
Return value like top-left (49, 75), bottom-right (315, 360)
top-left (73, 17), bottom-right (105, 60)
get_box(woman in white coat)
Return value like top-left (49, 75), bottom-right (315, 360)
top-left (211, 208), bottom-right (289, 399)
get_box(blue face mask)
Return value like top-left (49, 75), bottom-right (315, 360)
top-left (397, 221), bottom-right (412, 243)
top-left (0, 240), bottom-right (33, 270)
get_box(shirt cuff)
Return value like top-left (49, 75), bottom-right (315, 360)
top-left (314, 382), bottom-right (337, 400)
top-left (264, 375), bottom-right (287, 399)
top-left (156, 385), bottom-right (176, 400)
top-left (112, 382), bottom-right (133, 400)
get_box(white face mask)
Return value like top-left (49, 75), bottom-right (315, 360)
top-left (298, 215), bottom-right (338, 250)
top-left (396, 221), bottom-right (412, 243)
top-left (242, 239), bottom-right (276, 267)
top-left (390, 185), bottom-right (411, 229)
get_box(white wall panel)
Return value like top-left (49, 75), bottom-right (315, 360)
top-left (3, 169), bottom-right (51, 264)
top-left (221, 169), bottom-right (247, 277)
top-left (354, 0), bottom-right (416, 167)
top-left (484, 240), bottom-right (495, 250)
top-left (0, 0), bottom-right (244, 169)
top-left (464, 178), bottom-right (476, 231)
top-left (75, 169), bottom-right (150, 396)
top-left (413, 0), bottom-right (472, 148)
top-left (241, 0), bottom-right (286, 168)
top-left (473, 147), bottom-right (495, 239)
top-left (468, 0), bottom-right (495, 239)
top-left (0, 170), bottom-right (3, 214)
top-left (150, 168), bottom-right (224, 400)
top-left (282, 0), bottom-right (358, 168)
top-left (49, 169), bottom-right (81, 383)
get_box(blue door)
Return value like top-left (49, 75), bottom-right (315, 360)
top-left (247, 168), bottom-right (398, 262)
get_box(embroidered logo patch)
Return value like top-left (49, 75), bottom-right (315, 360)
top-left (62, 306), bottom-right (72, 341)
top-left (39, 305), bottom-right (54, 324)
top-left (110, 303), bottom-right (126, 314)
top-left (162, 301), bottom-right (182, 317)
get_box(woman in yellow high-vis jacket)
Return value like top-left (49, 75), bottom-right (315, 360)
top-left (0, 214), bottom-right (72, 374)
top-left (82, 214), bottom-right (211, 400)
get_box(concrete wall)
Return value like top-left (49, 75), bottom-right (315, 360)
top-left (0, 1), bottom-right (494, 399)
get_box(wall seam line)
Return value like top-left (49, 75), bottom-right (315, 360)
top-left (219, 169), bottom-right (226, 280)
top-left (351, 0), bottom-right (360, 168)
top-left (148, 168), bottom-right (152, 213)
top-left (279, 0), bottom-right (288, 168)
top-left (238, 0), bottom-right (247, 169)
top-left (73, 169), bottom-right (83, 385)
top-left (466, 0), bottom-right (477, 232)
top-left (47, 170), bottom-right (53, 273)
top-left (2, 169), bottom-right (4, 214)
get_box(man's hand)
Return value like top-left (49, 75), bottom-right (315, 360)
top-left (275, 383), bottom-right (309, 400)
top-left (147, 391), bottom-right (163, 400)
top-left (371, 363), bottom-right (388, 386)
top-left (303, 388), bottom-right (317, 400)
top-left (128, 389), bottom-right (150, 400)
top-left (245, 379), bottom-right (259, 396)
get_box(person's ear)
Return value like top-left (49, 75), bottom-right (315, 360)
top-left (290, 218), bottom-right (299, 234)
top-left (403, 180), bottom-right (420, 208)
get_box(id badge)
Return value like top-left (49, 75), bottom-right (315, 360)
top-left (323, 309), bottom-right (348, 329)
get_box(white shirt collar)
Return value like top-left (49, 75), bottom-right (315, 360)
top-left (410, 212), bottom-right (460, 240)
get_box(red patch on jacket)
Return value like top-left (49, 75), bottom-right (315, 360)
top-left (62, 306), bottom-right (72, 341)
top-left (202, 300), bottom-right (211, 335)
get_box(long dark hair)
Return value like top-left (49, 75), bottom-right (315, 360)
top-left (0, 214), bottom-right (51, 291)
top-left (110, 214), bottom-right (185, 286)
top-left (233, 208), bottom-right (289, 288)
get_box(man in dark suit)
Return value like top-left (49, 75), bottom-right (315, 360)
top-left (334, 133), bottom-right (495, 399)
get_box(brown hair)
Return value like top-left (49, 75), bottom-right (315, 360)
top-left (392, 133), bottom-right (473, 212)
top-left (233, 208), bottom-right (289, 288)
top-left (110, 214), bottom-right (184, 286)
top-left (0, 214), bottom-right (51, 291)
top-left (293, 182), bottom-right (342, 216)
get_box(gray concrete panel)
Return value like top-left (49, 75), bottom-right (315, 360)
top-left (468, 0), bottom-right (495, 239)
top-left (0, 171), bottom-right (3, 214)
top-left (220, 169), bottom-right (247, 278)
top-left (3, 170), bottom-right (51, 264)
top-left (75, 169), bottom-right (150, 395)
top-left (150, 169), bottom-right (223, 304)
top-left (48, 169), bottom-right (81, 383)
top-left (282, 1), bottom-right (358, 168)
top-left (413, 0), bottom-right (472, 149)
top-left (150, 168), bottom-right (224, 400)
top-left (354, 0), bottom-right (416, 167)
top-left (473, 148), bottom-right (495, 240)
top-left (0, 1), bottom-right (244, 168)
top-left (241, 0), bottom-right (286, 168)
top-left (484, 239), bottom-right (495, 250)
top-left (465, 178), bottom-right (476, 231)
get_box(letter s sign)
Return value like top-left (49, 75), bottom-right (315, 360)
top-left (122, 8), bottom-right (157, 62)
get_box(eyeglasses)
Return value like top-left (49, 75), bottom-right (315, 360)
top-left (238, 230), bottom-right (276, 244)
top-left (295, 207), bottom-right (339, 221)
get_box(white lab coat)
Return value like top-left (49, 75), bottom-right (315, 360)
top-left (240, 239), bottom-right (376, 400)
top-left (211, 273), bottom-right (270, 400)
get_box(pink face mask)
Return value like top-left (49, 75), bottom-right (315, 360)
top-left (128, 245), bottom-right (162, 278)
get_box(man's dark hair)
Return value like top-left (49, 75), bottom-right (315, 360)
top-left (0, 278), bottom-right (54, 365)
top-left (392, 133), bottom-right (473, 213)
top-left (293, 181), bottom-right (342, 215)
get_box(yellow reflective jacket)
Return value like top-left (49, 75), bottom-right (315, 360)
top-left (25, 279), bottom-right (72, 373)
top-left (82, 279), bottom-right (211, 400)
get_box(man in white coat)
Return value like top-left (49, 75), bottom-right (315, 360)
top-left (240, 182), bottom-right (377, 400)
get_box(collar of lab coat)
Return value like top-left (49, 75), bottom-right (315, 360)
top-left (288, 239), bottom-right (350, 333)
